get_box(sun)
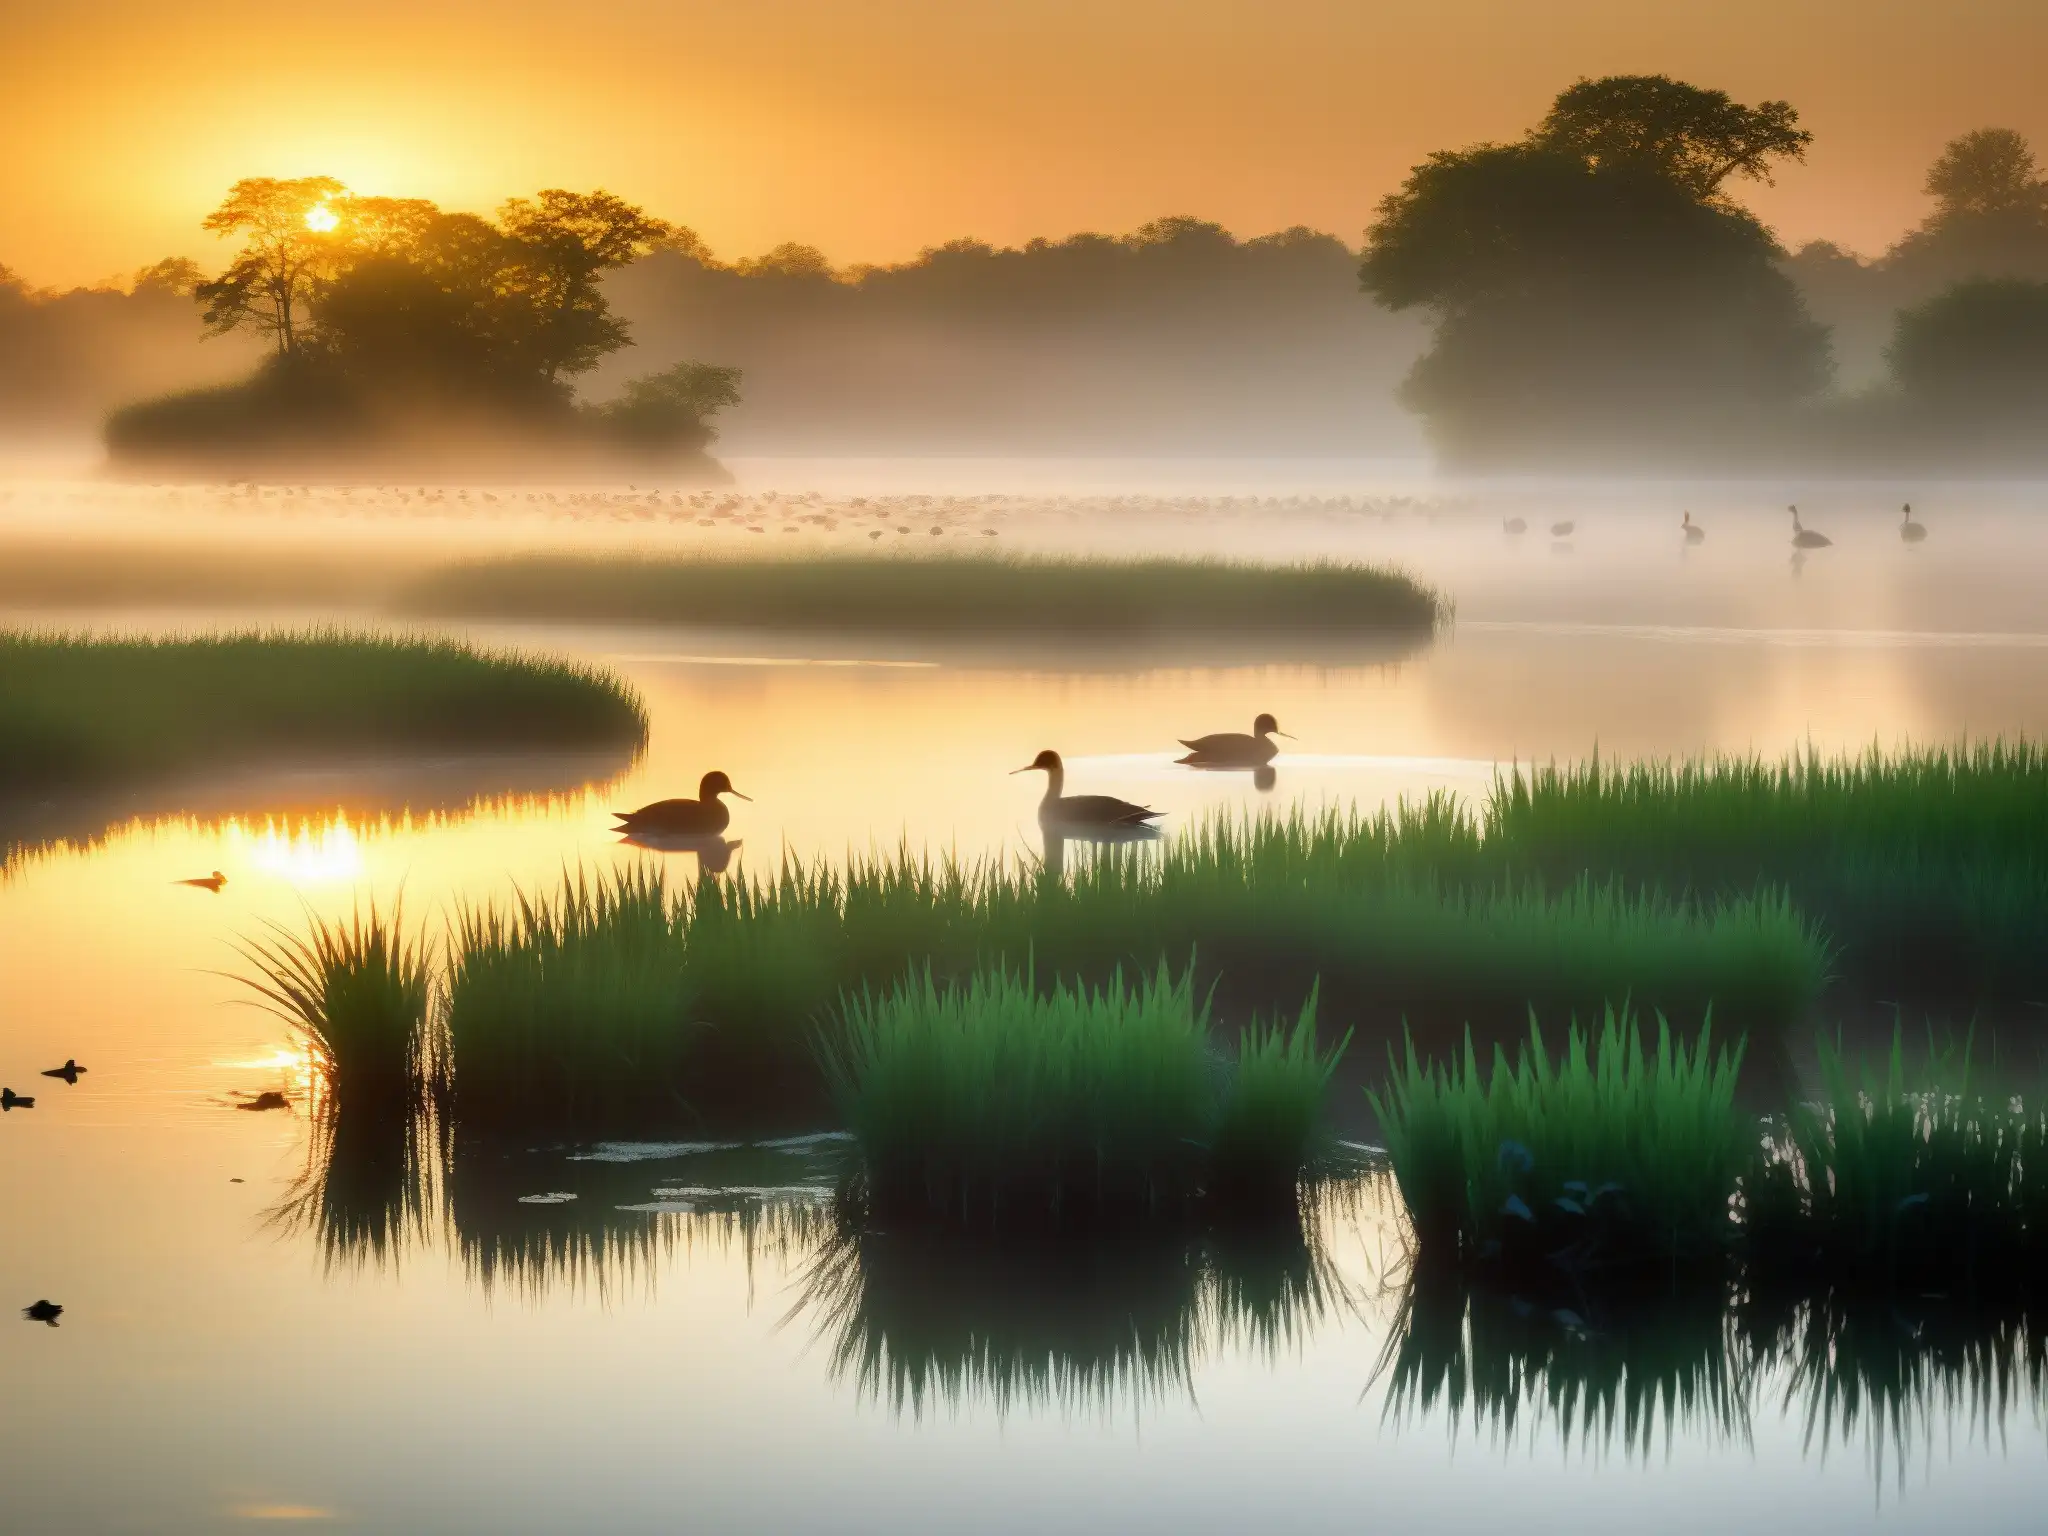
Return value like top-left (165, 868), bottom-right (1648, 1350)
top-left (303, 203), bottom-right (340, 233)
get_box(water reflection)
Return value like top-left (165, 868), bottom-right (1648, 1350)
top-left (1038, 821), bottom-right (1163, 881)
top-left (0, 748), bottom-right (638, 873)
top-left (616, 830), bottom-right (743, 874)
top-left (795, 1194), bottom-right (1353, 1420)
top-left (1380, 1270), bottom-right (2048, 1486)
top-left (267, 1099), bottom-right (434, 1275)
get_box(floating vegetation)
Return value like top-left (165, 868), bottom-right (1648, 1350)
top-left (0, 629), bottom-right (648, 797)
top-left (395, 552), bottom-right (1450, 641)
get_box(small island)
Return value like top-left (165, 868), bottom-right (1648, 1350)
top-left (103, 179), bottom-right (741, 481)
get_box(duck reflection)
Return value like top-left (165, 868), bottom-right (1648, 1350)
top-left (1037, 821), bottom-right (1163, 881)
top-left (616, 831), bottom-right (742, 875)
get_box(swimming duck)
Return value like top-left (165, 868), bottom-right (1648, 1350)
top-left (613, 772), bottom-right (751, 837)
top-left (1682, 511), bottom-right (1705, 544)
top-left (1901, 502), bottom-right (1927, 543)
top-left (2, 1088), bottom-right (34, 1111)
top-left (1789, 505), bottom-right (1832, 548)
top-left (1550, 520), bottom-right (1576, 537)
top-left (1178, 713), bottom-right (1292, 767)
top-left (174, 871), bottom-right (226, 892)
top-left (23, 1300), bottom-right (62, 1326)
top-left (1013, 750), bottom-right (1162, 830)
top-left (40, 1060), bottom-right (85, 1085)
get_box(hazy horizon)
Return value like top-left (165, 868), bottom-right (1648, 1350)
top-left (8, 1), bottom-right (2048, 288)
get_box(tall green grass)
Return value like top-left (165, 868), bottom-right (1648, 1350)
top-left (1370, 1009), bottom-right (1750, 1272)
top-left (824, 963), bottom-right (1339, 1225)
top-left (445, 866), bottom-right (695, 1131)
top-left (1745, 1032), bottom-right (2048, 1294)
top-left (395, 552), bottom-right (1449, 640)
top-left (429, 820), bottom-right (1821, 1137)
top-left (1485, 742), bottom-right (2048, 1003)
top-left (235, 902), bottom-right (437, 1110)
top-left (0, 628), bottom-right (648, 796)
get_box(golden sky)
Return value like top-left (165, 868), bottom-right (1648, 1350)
top-left (5, 0), bottom-right (2046, 287)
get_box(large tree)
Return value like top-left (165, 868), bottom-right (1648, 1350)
top-left (1361, 76), bottom-right (1828, 464)
top-left (194, 177), bottom-right (347, 356)
top-left (496, 189), bottom-right (672, 385)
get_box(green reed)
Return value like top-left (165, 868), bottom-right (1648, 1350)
top-left (235, 902), bottom-right (437, 1110)
top-left (1369, 1009), bottom-right (1750, 1271)
top-left (0, 627), bottom-right (647, 796)
top-left (1484, 741), bottom-right (2048, 1003)
top-left (395, 551), bottom-right (1449, 639)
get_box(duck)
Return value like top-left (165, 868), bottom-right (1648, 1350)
top-left (1789, 504), bottom-right (1832, 549)
top-left (1682, 511), bottom-right (1705, 544)
top-left (1503, 516), bottom-right (1527, 535)
top-left (2, 1088), bottom-right (34, 1111)
top-left (1013, 750), bottom-right (1162, 830)
top-left (174, 871), bottom-right (226, 892)
top-left (1901, 502), bottom-right (1927, 543)
top-left (612, 772), bottom-right (750, 837)
top-left (1177, 712), bottom-right (1292, 768)
top-left (23, 1300), bottom-right (62, 1326)
top-left (40, 1060), bottom-right (85, 1085)
top-left (1550, 520), bottom-right (1576, 537)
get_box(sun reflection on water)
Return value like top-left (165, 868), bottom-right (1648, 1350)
top-left (229, 814), bottom-right (367, 885)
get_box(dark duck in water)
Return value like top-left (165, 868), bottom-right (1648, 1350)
top-left (613, 772), bottom-right (751, 837)
top-left (1014, 750), bottom-right (1163, 830)
top-left (1178, 712), bottom-right (1292, 767)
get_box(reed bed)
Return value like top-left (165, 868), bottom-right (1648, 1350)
top-left (0, 628), bottom-right (647, 795)
top-left (425, 826), bottom-right (1820, 1137)
top-left (395, 552), bottom-right (1449, 639)
top-left (1485, 742), bottom-right (2048, 1002)
top-left (1745, 1034), bottom-right (2048, 1295)
top-left (824, 963), bottom-right (1340, 1225)
top-left (235, 902), bottom-right (438, 1110)
top-left (1370, 1009), bottom-right (1751, 1272)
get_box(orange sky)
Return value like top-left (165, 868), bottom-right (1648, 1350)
top-left (4, 0), bottom-right (2046, 288)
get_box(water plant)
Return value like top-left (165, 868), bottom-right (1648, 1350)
top-left (395, 551), bottom-right (1449, 641)
top-left (445, 866), bottom-right (696, 1132)
top-left (234, 901), bottom-right (437, 1111)
top-left (0, 627), bottom-right (648, 797)
top-left (824, 962), bottom-right (1334, 1225)
top-left (1369, 1009), bottom-right (1750, 1273)
top-left (1743, 1031), bottom-right (2048, 1294)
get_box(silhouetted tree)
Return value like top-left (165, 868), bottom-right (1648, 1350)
top-left (1889, 278), bottom-right (2048, 419)
top-left (194, 177), bottom-right (348, 356)
top-left (1534, 75), bottom-right (1811, 201)
top-left (590, 360), bottom-right (743, 449)
top-left (496, 190), bottom-right (672, 384)
top-left (1887, 129), bottom-right (2048, 293)
top-left (1361, 77), bottom-right (1827, 464)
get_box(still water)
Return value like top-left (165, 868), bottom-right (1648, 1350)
top-left (5, 478), bottom-right (2048, 1532)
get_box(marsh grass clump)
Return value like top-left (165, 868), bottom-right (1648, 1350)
top-left (236, 902), bottom-right (436, 1111)
top-left (1486, 742), bottom-right (2048, 1002)
top-left (825, 963), bottom-right (1341, 1227)
top-left (1369, 1009), bottom-right (1749, 1274)
top-left (445, 866), bottom-right (695, 1133)
top-left (395, 552), bottom-right (1449, 641)
top-left (1743, 1031), bottom-right (2048, 1295)
top-left (0, 628), bottom-right (648, 797)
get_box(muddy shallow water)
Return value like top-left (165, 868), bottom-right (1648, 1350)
top-left (5, 472), bottom-right (2048, 1532)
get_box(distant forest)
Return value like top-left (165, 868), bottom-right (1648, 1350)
top-left (5, 81), bottom-right (2047, 467)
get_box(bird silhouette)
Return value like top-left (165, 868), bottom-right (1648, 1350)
top-left (1550, 520), bottom-right (1576, 537)
top-left (40, 1060), bottom-right (85, 1085)
top-left (612, 772), bottom-right (750, 837)
top-left (2, 1088), bottom-right (35, 1111)
top-left (1014, 750), bottom-right (1162, 830)
top-left (1682, 511), bottom-right (1705, 544)
top-left (1178, 712), bottom-right (1292, 767)
top-left (1789, 505), bottom-right (1832, 549)
top-left (174, 871), bottom-right (226, 892)
top-left (22, 1300), bottom-right (62, 1326)
top-left (1901, 502), bottom-right (1928, 543)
